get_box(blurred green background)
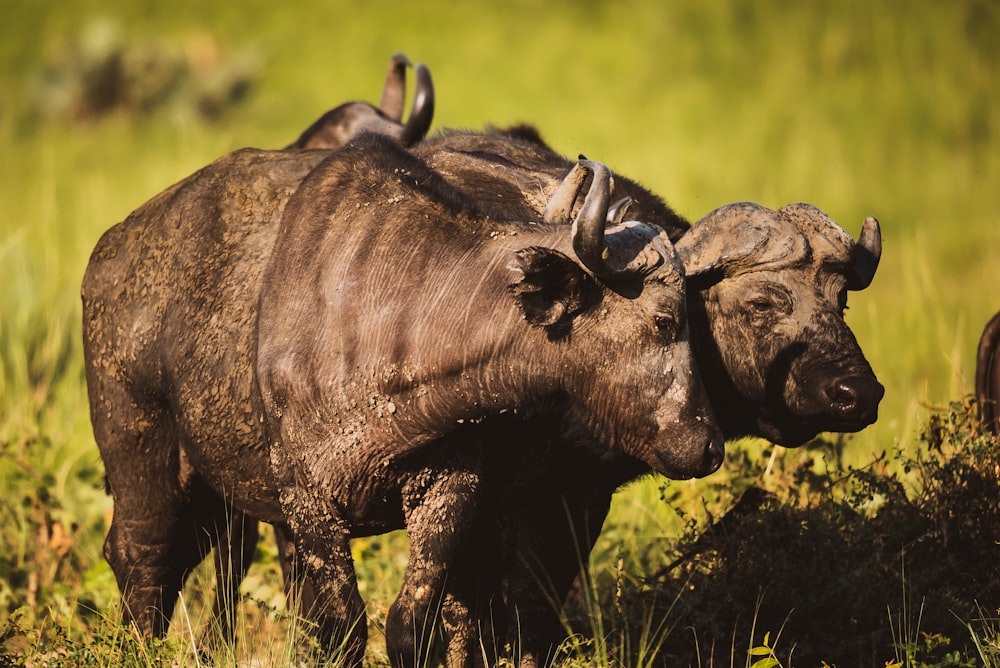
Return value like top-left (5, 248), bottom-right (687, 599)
top-left (1, 0), bottom-right (997, 662)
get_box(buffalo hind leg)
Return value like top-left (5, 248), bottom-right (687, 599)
top-left (206, 508), bottom-right (259, 645)
top-left (95, 396), bottom-right (205, 638)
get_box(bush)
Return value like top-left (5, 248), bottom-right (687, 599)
top-left (605, 398), bottom-right (1000, 667)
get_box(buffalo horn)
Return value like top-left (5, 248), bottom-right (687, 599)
top-left (399, 64), bottom-right (435, 146)
top-left (570, 160), bottom-right (614, 277)
top-left (607, 196), bottom-right (634, 225)
top-left (542, 160), bottom-right (590, 225)
top-left (847, 216), bottom-right (881, 291)
top-left (379, 53), bottom-right (412, 122)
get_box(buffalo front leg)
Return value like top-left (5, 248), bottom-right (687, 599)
top-left (387, 448), bottom-right (483, 668)
top-left (273, 470), bottom-right (367, 665)
top-left (439, 516), bottom-right (511, 667)
top-left (505, 488), bottom-right (614, 667)
top-left (274, 522), bottom-right (318, 615)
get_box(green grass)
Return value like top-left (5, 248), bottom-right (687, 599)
top-left (2, 0), bottom-right (999, 665)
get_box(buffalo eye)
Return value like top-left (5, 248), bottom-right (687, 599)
top-left (653, 312), bottom-right (684, 339)
top-left (746, 286), bottom-right (793, 318)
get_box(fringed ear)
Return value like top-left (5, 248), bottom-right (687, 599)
top-left (509, 247), bottom-right (593, 338)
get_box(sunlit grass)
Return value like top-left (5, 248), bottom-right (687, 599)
top-left (1, 0), bottom-right (998, 665)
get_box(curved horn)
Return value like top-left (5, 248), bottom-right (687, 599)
top-left (379, 53), bottom-right (412, 122)
top-left (847, 216), bottom-right (881, 291)
top-left (550, 160), bottom-right (673, 282)
top-left (607, 196), bottom-right (634, 225)
top-left (570, 161), bottom-right (614, 276)
top-left (542, 160), bottom-right (589, 224)
top-left (399, 63), bottom-right (434, 146)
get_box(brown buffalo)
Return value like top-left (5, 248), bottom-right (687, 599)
top-left (255, 141), bottom-right (723, 665)
top-left (383, 127), bottom-right (883, 664)
top-left (288, 52), bottom-right (433, 150)
top-left (83, 131), bottom-right (723, 666)
top-left (976, 310), bottom-right (1000, 434)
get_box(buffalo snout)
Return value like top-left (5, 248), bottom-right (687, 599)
top-left (823, 373), bottom-right (884, 427)
top-left (654, 423), bottom-right (726, 480)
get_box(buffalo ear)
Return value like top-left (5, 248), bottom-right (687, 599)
top-left (509, 247), bottom-right (593, 337)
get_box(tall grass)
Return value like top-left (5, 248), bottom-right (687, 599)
top-left (1, 0), bottom-right (998, 665)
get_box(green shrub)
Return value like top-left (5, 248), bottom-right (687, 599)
top-left (605, 399), bottom-right (1000, 667)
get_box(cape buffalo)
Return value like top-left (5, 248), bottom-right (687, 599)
top-left (83, 130), bottom-right (724, 666)
top-left (85, 103), bottom-right (883, 663)
top-left (259, 125), bottom-right (887, 665)
top-left (482, 199), bottom-right (884, 665)
top-left (288, 52), bottom-right (434, 150)
top-left (254, 139), bottom-right (723, 665)
top-left (413, 129), bottom-right (884, 661)
top-left (976, 309), bottom-right (1000, 434)
top-left (83, 54), bottom-right (438, 646)
top-left (311, 124), bottom-right (878, 664)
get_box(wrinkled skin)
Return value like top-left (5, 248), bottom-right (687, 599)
top-left (976, 310), bottom-right (1000, 435)
top-left (255, 138), bottom-right (723, 666)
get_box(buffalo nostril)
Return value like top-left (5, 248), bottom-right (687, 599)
top-left (831, 380), bottom-right (861, 411)
top-left (828, 375), bottom-right (885, 420)
top-left (705, 437), bottom-right (725, 471)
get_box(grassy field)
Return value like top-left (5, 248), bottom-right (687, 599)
top-left (1, 0), bottom-right (998, 665)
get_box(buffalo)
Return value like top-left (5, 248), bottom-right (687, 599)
top-left (457, 198), bottom-right (884, 665)
top-left (82, 54), bottom-right (437, 646)
top-left (418, 127), bottom-right (884, 661)
top-left (83, 131), bottom-right (724, 665)
top-left (84, 83), bottom-right (883, 663)
top-left (288, 52), bottom-right (434, 150)
top-left (331, 124), bottom-right (881, 663)
top-left (255, 139), bottom-right (724, 664)
top-left (976, 309), bottom-right (1000, 434)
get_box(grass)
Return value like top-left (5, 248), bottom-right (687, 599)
top-left (1, 0), bottom-right (999, 665)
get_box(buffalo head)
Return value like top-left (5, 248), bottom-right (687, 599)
top-left (517, 159), bottom-right (725, 478)
top-left (675, 201), bottom-right (884, 446)
top-left (288, 52), bottom-right (434, 150)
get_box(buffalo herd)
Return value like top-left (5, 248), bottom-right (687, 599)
top-left (82, 54), bottom-right (884, 666)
